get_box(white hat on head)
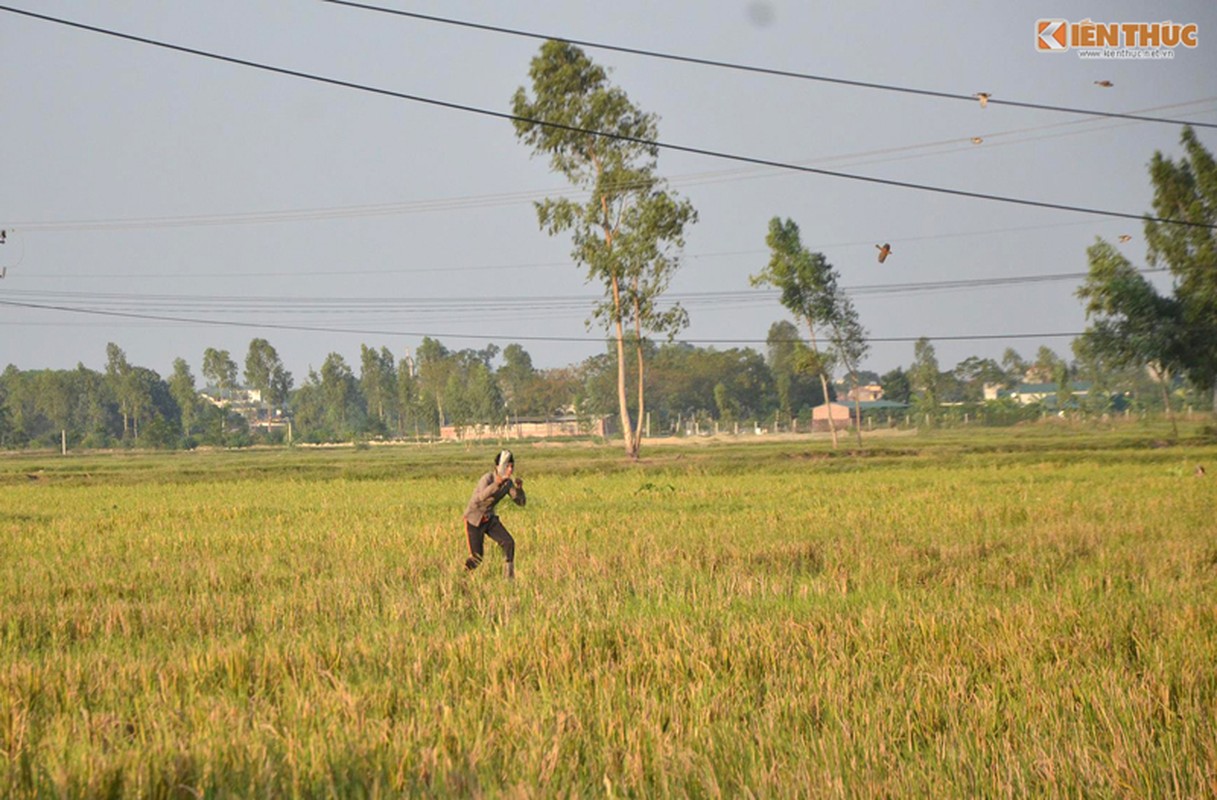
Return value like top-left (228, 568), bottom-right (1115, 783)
top-left (495, 449), bottom-right (514, 475)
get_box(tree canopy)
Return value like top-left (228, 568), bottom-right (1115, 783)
top-left (1075, 127), bottom-right (1217, 420)
top-left (1144, 126), bottom-right (1217, 411)
top-left (752, 218), bottom-right (849, 447)
top-left (512, 40), bottom-right (696, 459)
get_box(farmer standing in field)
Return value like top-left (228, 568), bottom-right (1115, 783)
top-left (463, 449), bottom-right (525, 578)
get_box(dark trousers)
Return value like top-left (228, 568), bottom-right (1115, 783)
top-left (464, 517), bottom-right (514, 571)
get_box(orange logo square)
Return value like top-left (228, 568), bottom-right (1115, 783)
top-left (1037, 19), bottom-right (1069, 50)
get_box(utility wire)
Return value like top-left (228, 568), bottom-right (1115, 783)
top-left (1, 5), bottom-right (1213, 230)
top-left (13, 97), bottom-right (1215, 234)
top-left (1, 267), bottom-right (1164, 310)
top-left (324, 0), bottom-right (1217, 131)
top-left (9, 96), bottom-right (1215, 233)
top-left (0, 297), bottom-right (1082, 345)
top-left (14, 217), bottom-right (1142, 279)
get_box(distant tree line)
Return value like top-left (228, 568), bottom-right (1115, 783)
top-left (892, 339), bottom-right (1206, 428)
top-left (1, 328), bottom-right (1204, 451)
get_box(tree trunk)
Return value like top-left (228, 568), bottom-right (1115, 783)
top-left (611, 276), bottom-right (637, 458)
top-left (632, 303), bottom-right (645, 459)
top-left (806, 320), bottom-right (838, 449)
top-left (850, 369), bottom-right (864, 448)
top-left (818, 372), bottom-right (837, 447)
top-left (1159, 373), bottom-right (1178, 439)
top-left (595, 191), bottom-right (637, 459)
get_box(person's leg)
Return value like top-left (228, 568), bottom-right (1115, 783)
top-left (484, 518), bottom-right (516, 578)
top-left (464, 520), bottom-right (485, 571)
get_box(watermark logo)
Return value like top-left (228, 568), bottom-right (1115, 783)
top-left (1037, 20), bottom-right (1068, 51)
top-left (1035, 18), bottom-right (1198, 58)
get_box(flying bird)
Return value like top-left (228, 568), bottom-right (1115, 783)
top-left (1094, 80), bottom-right (1114, 87)
top-left (0, 230), bottom-right (6, 244)
top-left (974, 92), bottom-right (992, 108)
top-left (875, 243), bottom-right (892, 263)
top-left (970, 136), bottom-right (984, 144)
top-left (1118, 234), bottom-right (1132, 243)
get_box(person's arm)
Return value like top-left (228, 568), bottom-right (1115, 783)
top-left (472, 473), bottom-right (502, 503)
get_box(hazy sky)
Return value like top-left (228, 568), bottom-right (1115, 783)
top-left (3, 1), bottom-right (1215, 383)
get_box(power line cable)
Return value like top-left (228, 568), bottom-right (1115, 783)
top-left (1, 5), bottom-right (1212, 230)
top-left (16, 217), bottom-right (1148, 280)
top-left (1, 266), bottom-right (1164, 310)
top-left (9, 96), bottom-right (1215, 234)
top-left (0, 297), bottom-right (1083, 345)
top-left (323, 0), bottom-right (1217, 130)
top-left (13, 96), bottom-right (1213, 234)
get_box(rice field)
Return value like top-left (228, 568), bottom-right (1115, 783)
top-left (2, 426), bottom-right (1216, 797)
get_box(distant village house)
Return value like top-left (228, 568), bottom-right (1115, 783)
top-left (440, 414), bottom-right (616, 441)
top-left (984, 382), bottom-right (1091, 406)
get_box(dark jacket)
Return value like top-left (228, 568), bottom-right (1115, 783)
top-left (463, 471), bottom-right (525, 525)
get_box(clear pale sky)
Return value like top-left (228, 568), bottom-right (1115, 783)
top-left (2, 1), bottom-right (1215, 383)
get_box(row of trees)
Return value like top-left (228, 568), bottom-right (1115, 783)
top-left (0, 340), bottom-right (296, 450)
top-left (0, 328), bottom-right (805, 449)
top-left (2, 328), bottom-right (1201, 451)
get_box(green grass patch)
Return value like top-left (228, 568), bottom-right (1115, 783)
top-left (1, 426), bottom-right (1215, 796)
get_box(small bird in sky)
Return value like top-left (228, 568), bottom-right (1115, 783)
top-left (875, 243), bottom-right (892, 263)
top-left (970, 136), bottom-right (984, 144)
top-left (1118, 234), bottom-right (1132, 243)
top-left (974, 92), bottom-right (992, 107)
top-left (1094, 80), bottom-right (1114, 88)
top-left (0, 230), bottom-right (7, 244)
